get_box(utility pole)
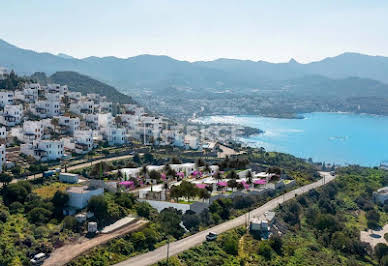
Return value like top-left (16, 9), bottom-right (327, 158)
top-left (143, 123), bottom-right (146, 145)
top-left (166, 238), bottom-right (170, 265)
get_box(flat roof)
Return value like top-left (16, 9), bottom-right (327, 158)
top-left (67, 186), bottom-right (97, 193)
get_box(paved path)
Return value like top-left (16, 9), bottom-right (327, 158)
top-left (43, 219), bottom-right (148, 266)
top-left (115, 172), bottom-right (335, 266)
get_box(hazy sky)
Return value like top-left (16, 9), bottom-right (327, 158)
top-left (1, 1), bottom-right (387, 63)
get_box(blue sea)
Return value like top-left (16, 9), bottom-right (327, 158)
top-left (195, 112), bottom-right (388, 167)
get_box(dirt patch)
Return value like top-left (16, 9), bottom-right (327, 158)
top-left (43, 219), bottom-right (148, 266)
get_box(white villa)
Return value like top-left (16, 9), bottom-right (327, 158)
top-left (58, 116), bottom-right (80, 135)
top-left (21, 139), bottom-right (64, 161)
top-left (184, 135), bottom-right (199, 150)
top-left (1, 104), bottom-right (23, 126)
top-left (104, 127), bottom-right (127, 145)
top-left (66, 185), bottom-right (104, 210)
top-left (74, 129), bottom-right (94, 154)
top-left (22, 120), bottom-right (44, 143)
top-left (0, 126), bottom-right (6, 140)
top-left (0, 90), bottom-right (14, 107)
top-left (34, 92), bottom-right (61, 118)
top-left (23, 83), bottom-right (40, 102)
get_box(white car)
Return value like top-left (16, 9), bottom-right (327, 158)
top-left (30, 253), bottom-right (46, 265)
top-left (206, 232), bottom-right (218, 241)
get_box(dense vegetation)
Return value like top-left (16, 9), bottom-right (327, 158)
top-left (31, 71), bottom-right (135, 104)
top-left (156, 166), bottom-right (388, 266)
top-left (0, 70), bottom-right (32, 90)
top-left (1, 148), bottom-right (324, 265)
top-left (0, 175), bottom-right (136, 265)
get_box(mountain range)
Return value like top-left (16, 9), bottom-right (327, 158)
top-left (2, 38), bottom-right (388, 118)
top-left (1, 38), bottom-right (388, 93)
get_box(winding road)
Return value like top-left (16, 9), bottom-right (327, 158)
top-left (115, 172), bottom-right (335, 266)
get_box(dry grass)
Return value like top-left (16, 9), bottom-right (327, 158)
top-left (33, 182), bottom-right (76, 199)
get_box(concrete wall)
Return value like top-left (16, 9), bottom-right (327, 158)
top-left (209, 187), bottom-right (274, 204)
top-left (139, 199), bottom-right (190, 213)
top-left (139, 199), bottom-right (209, 214)
top-left (68, 188), bottom-right (104, 209)
top-left (89, 179), bottom-right (118, 193)
top-left (59, 173), bottom-right (79, 184)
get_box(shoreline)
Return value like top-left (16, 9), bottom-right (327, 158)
top-left (192, 112), bottom-right (388, 168)
top-left (190, 110), bottom-right (388, 122)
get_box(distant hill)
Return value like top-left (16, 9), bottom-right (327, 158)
top-left (30, 71), bottom-right (135, 104)
top-left (2, 38), bottom-right (388, 118)
top-left (2, 38), bottom-right (388, 92)
top-left (57, 53), bottom-right (75, 59)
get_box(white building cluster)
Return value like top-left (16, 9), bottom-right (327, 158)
top-left (0, 79), bottom-right (197, 170)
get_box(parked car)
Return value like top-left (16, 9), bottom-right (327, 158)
top-left (43, 170), bottom-right (55, 177)
top-left (30, 253), bottom-right (46, 265)
top-left (206, 232), bottom-right (218, 241)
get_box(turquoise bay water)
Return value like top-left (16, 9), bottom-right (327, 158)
top-left (196, 112), bottom-right (388, 166)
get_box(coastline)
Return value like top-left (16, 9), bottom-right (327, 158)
top-left (192, 112), bottom-right (388, 167)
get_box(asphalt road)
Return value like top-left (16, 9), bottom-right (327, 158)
top-left (115, 172), bottom-right (335, 266)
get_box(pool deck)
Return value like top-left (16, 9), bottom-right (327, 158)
top-left (360, 224), bottom-right (388, 248)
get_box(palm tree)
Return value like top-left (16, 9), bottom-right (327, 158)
top-left (246, 170), bottom-right (253, 184)
top-left (227, 170), bottom-right (238, 179)
top-left (204, 164), bottom-right (211, 174)
top-left (140, 165), bottom-right (149, 178)
top-left (163, 163), bottom-right (172, 173)
top-left (88, 151), bottom-right (95, 167)
top-left (227, 179), bottom-right (238, 191)
top-left (214, 171), bottom-right (222, 182)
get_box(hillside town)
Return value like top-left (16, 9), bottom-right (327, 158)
top-left (3, 3), bottom-right (388, 266)
top-left (0, 68), bottom-right (261, 175)
top-left (0, 69), bottom-right (308, 265)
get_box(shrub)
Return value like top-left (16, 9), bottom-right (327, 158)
top-left (110, 239), bottom-right (134, 255)
top-left (375, 243), bottom-right (388, 260)
top-left (182, 213), bottom-right (200, 232)
top-left (222, 233), bottom-right (239, 255)
top-left (136, 202), bottom-right (152, 219)
top-left (258, 241), bottom-right (273, 260)
top-left (63, 216), bottom-right (77, 231)
top-left (87, 195), bottom-right (108, 222)
top-left (3, 183), bottom-right (29, 205)
top-left (0, 209), bottom-right (9, 223)
top-left (9, 201), bottom-right (24, 214)
top-left (28, 207), bottom-right (52, 225)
